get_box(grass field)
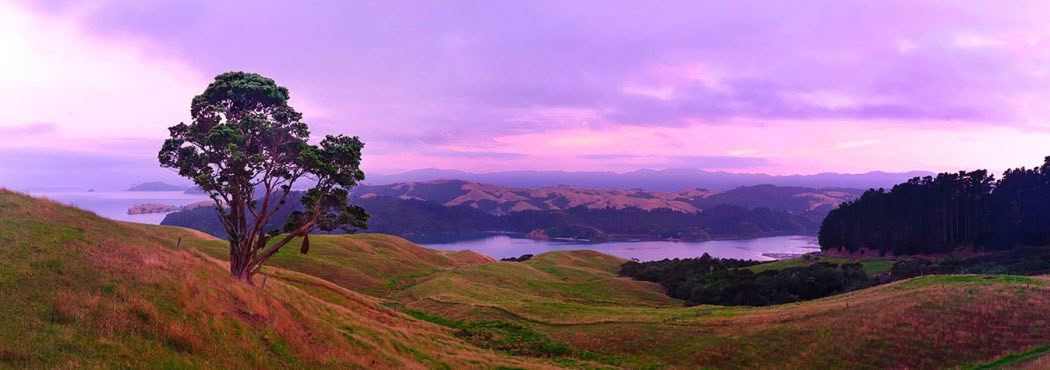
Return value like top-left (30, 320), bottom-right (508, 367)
top-left (742, 255), bottom-right (896, 275)
top-left (183, 227), bottom-right (1050, 368)
top-left (0, 189), bottom-right (561, 369)
top-left (6, 188), bottom-right (1050, 369)
top-left (184, 233), bottom-right (493, 296)
top-left (970, 345), bottom-right (1050, 369)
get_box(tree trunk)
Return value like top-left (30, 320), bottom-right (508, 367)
top-left (229, 239), bottom-right (254, 283)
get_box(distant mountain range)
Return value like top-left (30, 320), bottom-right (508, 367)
top-left (127, 181), bottom-right (187, 192)
top-left (364, 168), bottom-right (933, 192)
top-left (352, 181), bottom-right (714, 215)
top-left (351, 180), bottom-right (861, 218)
top-left (164, 181), bottom-right (865, 242)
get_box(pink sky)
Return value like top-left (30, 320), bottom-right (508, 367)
top-left (3, 1), bottom-right (1050, 189)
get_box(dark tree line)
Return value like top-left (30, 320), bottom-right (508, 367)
top-left (819, 157), bottom-right (1050, 255)
top-left (500, 254), bottom-right (534, 262)
top-left (619, 254), bottom-right (870, 306)
top-left (503, 204), bottom-right (815, 241)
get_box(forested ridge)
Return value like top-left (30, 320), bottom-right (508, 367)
top-left (819, 156), bottom-right (1050, 255)
top-left (164, 194), bottom-right (817, 241)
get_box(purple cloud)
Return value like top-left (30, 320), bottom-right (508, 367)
top-left (579, 154), bottom-right (770, 169)
top-left (29, 1), bottom-right (1045, 126)
top-left (0, 122), bottom-right (56, 136)
top-left (11, 0), bottom-right (1050, 177)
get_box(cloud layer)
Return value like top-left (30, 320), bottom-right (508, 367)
top-left (5, 0), bottom-right (1050, 187)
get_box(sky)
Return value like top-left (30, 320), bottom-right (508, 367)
top-left (3, 0), bottom-right (1050, 190)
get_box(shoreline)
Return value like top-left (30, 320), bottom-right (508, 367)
top-left (404, 230), bottom-right (817, 245)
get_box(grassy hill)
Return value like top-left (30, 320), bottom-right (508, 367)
top-left (0, 189), bottom-right (558, 369)
top-left (187, 235), bottom-right (681, 324)
top-left (184, 233), bottom-right (493, 296)
top-left (8, 188), bottom-right (1050, 369)
top-left (184, 229), bottom-right (1050, 368)
top-left (393, 250), bottom-right (682, 323)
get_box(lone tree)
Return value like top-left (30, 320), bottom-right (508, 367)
top-left (159, 72), bottom-right (368, 282)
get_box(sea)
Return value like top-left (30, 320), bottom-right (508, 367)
top-left (25, 190), bottom-right (815, 261)
top-left (29, 190), bottom-right (211, 225)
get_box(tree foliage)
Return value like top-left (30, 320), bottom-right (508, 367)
top-left (819, 157), bottom-right (1050, 255)
top-left (619, 254), bottom-right (870, 306)
top-left (159, 71), bottom-right (367, 281)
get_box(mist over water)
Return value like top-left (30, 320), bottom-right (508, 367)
top-left (30, 191), bottom-right (210, 224)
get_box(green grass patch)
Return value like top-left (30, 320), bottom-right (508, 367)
top-left (968, 345), bottom-right (1050, 369)
top-left (743, 256), bottom-right (895, 275)
top-left (381, 268), bottom-right (440, 293)
top-left (404, 309), bottom-right (622, 366)
top-left (858, 259), bottom-right (895, 275)
top-left (406, 310), bottom-right (572, 358)
top-left (895, 275), bottom-right (1040, 290)
top-left (406, 310), bottom-right (465, 328)
top-left (391, 340), bottom-right (451, 370)
top-left (455, 320), bottom-right (571, 358)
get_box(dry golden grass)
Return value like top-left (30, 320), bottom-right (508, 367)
top-left (526, 276), bottom-right (1050, 369)
top-left (436, 249), bottom-right (496, 265)
top-left (0, 189), bottom-right (566, 369)
top-left (184, 233), bottom-right (492, 297)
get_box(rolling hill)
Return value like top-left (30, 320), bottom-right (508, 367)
top-left (365, 168), bottom-right (932, 192)
top-left (0, 190), bottom-right (557, 369)
top-left (353, 180), bottom-right (714, 215)
top-left (164, 184), bottom-right (841, 241)
top-left (351, 180), bottom-right (860, 216)
top-left (11, 188), bottom-right (1050, 368)
top-left (185, 229), bottom-right (1050, 368)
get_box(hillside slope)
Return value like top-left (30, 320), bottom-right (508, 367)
top-left (0, 190), bottom-right (554, 369)
top-left (185, 233), bottom-right (493, 296)
top-left (186, 236), bottom-right (676, 312)
top-left (352, 180), bottom-right (860, 216)
top-left (419, 272), bottom-right (1050, 369)
top-left (165, 192), bottom-right (824, 242)
top-left (394, 250), bottom-right (682, 322)
top-left (354, 180), bottom-right (712, 214)
top-left (186, 228), bottom-right (1050, 368)
top-left (29, 185), bottom-right (1050, 368)
top-left (365, 168), bottom-right (931, 191)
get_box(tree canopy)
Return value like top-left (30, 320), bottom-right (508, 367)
top-left (819, 157), bottom-right (1050, 255)
top-left (159, 71), bottom-right (368, 281)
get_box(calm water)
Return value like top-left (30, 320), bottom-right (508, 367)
top-left (27, 191), bottom-right (820, 261)
top-left (30, 191), bottom-right (211, 224)
top-left (417, 233), bottom-right (820, 261)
